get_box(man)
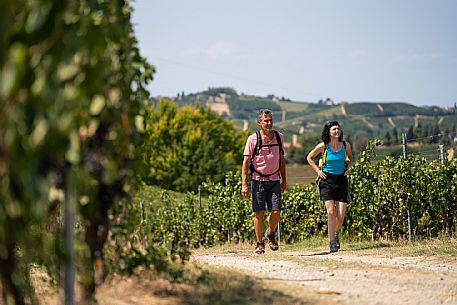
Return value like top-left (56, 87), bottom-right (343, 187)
top-left (241, 109), bottom-right (286, 254)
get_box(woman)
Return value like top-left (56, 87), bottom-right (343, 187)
top-left (307, 121), bottom-right (353, 253)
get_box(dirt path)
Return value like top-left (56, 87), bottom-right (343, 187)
top-left (192, 249), bottom-right (457, 305)
top-left (7, 244), bottom-right (457, 305)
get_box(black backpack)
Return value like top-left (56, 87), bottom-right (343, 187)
top-left (249, 130), bottom-right (284, 178)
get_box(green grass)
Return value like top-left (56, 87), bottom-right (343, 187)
top-left (282, 236), bottom-right (457, 258)
top-left (286, 163), bottom-right (316, 186)
top-left (277, 100), bottom-right (310, 112)
top-left (134, 184), bottom-right (187, 205)
top-left (195, 236), bottom-right (457, 260)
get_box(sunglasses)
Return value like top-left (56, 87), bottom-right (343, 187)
top-left (325, 120), bottom-right (339, 127)
top-left (258, 109), bottom-right (272, 115)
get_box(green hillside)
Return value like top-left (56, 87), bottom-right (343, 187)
top-left (152, 87), bottom-right (457, 156)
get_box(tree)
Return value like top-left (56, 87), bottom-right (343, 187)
top-left (0, 1), bottom-right (153, 303)
top-left (415, 123), bottom-right (423, 143)
top-left (142, 99), bottom-right (247, 192)
top-left (392, 127), bottom-right (399, 145)
top-left (444, 127), bottom-right (451, 146)
top-left (432, 123), bottom-right (441, 144)
top-left (406, 126), bottom-right (415, 141)
top-left (384, 131), bottom-right (392, 146)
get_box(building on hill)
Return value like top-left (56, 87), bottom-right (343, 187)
top-left (318, 97), bottom-right (335, 106)
top-left (206, 93), bottom-right (230, 116)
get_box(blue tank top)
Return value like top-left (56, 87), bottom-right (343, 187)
top-left (323, 145), bottom-right (345, 175)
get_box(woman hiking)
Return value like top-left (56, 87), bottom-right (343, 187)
top-left (307, 121), bottom-right (353, 253)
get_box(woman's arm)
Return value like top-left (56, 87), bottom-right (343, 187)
top-left (307, 143), bottom-right (325, 175)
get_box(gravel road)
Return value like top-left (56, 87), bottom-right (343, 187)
top-left (192, 250), bottom-right (457, 305)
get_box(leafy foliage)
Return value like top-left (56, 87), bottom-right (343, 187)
top-left (142, 99), bottom-right (248, 192)
top-left (347, 140), bottom-right (457, 239)
top-left (114, 144), bottom-right (456, 276)
top-left (281, 184), bottom-right (326, 242)
top-left (0, 0), bottom-right (153, 303)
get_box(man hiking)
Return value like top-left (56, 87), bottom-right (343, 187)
top-left (241, 109), bottom-right (287, 254)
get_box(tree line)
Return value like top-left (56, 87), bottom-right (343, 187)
top-left (383, 123), bottom-right (456, 146)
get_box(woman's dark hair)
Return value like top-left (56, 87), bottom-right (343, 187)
top-left (321, 120), bottom-right (343, 144)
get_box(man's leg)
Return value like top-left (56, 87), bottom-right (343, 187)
top-left (252, 180), bottom-right (267, 253)
top-left (266, 210), bottom-right (280, 250)
top-left (254, 210), bottom-right (265, 243)
top-left (265, 181), bottom-right (281, 250)
top-left (268, 210), bottom-right (280, 233)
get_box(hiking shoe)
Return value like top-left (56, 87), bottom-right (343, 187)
top-left (255, 242), bottom-right (265, 254)
top-left (329, 240), bottom-right (339, 253)
top-left (335, 232), bottom-right (340, 250)
top-left (266, 230), bottom-right (279, 251)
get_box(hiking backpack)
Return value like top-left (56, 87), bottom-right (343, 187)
top-left (249, 130), bottom-right (284, 178)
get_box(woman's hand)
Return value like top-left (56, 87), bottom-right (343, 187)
top-left (318, 170), bottom-right (327, 180)
top-left (344, 162), bottom-right (351, 176)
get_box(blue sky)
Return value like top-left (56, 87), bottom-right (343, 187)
top-left (131, 1), bottom-right (457, 107)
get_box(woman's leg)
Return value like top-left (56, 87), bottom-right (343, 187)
top-left (335, 201), bottom-right (348, 231)
top-left (325, 200), bottom-right (337, 240)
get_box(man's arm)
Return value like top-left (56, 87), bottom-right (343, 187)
top-left (241, 155), bottom-right (250, 198)
top-left (280, 154), bottom-right (286, 192)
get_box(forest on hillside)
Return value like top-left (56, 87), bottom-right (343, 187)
top-left (152, 87), bottom-right (457, 163)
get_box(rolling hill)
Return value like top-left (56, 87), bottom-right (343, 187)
top-left (153, 87), bottom-right (457, 148)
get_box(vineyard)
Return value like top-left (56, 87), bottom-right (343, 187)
top-left (2, 1), bottom-right (457, 304)
top-left (107, 140), bottom-right (457, 279)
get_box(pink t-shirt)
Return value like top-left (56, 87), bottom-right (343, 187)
top-left (243, 131), bottom-right (284, 181)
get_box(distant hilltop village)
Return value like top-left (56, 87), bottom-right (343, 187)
top-left (155, 87), bottom-right (457, 153)
top-left (317, 97), bottom-right (349, 106)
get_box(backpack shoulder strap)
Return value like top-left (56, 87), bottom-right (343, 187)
top-left (273, 130), bottom-right (284, 155)
top-left (320, 143), bottom-right (327, 170)
top-left (252, 131), bottom-right (262, 158)
top-left (321, 141), bottom-right (348, 170)
top-left (343, 140), bottom-right (348, 159)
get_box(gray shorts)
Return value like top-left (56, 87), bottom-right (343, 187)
top-left (251, 180), bottom-right (282, 212)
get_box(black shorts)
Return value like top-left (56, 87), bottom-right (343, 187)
top-left (251, 180), bottom-right (281, 212)
top-left (317, 172), bottom-right (349, 203)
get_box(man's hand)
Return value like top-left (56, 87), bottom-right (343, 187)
top-left (241, 184), bottom-right (249, 198)
top-left (281, 180), bottom-right (287, 193)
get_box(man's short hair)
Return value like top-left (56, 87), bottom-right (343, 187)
top-left (257, 109), bottom-right (272, 122)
